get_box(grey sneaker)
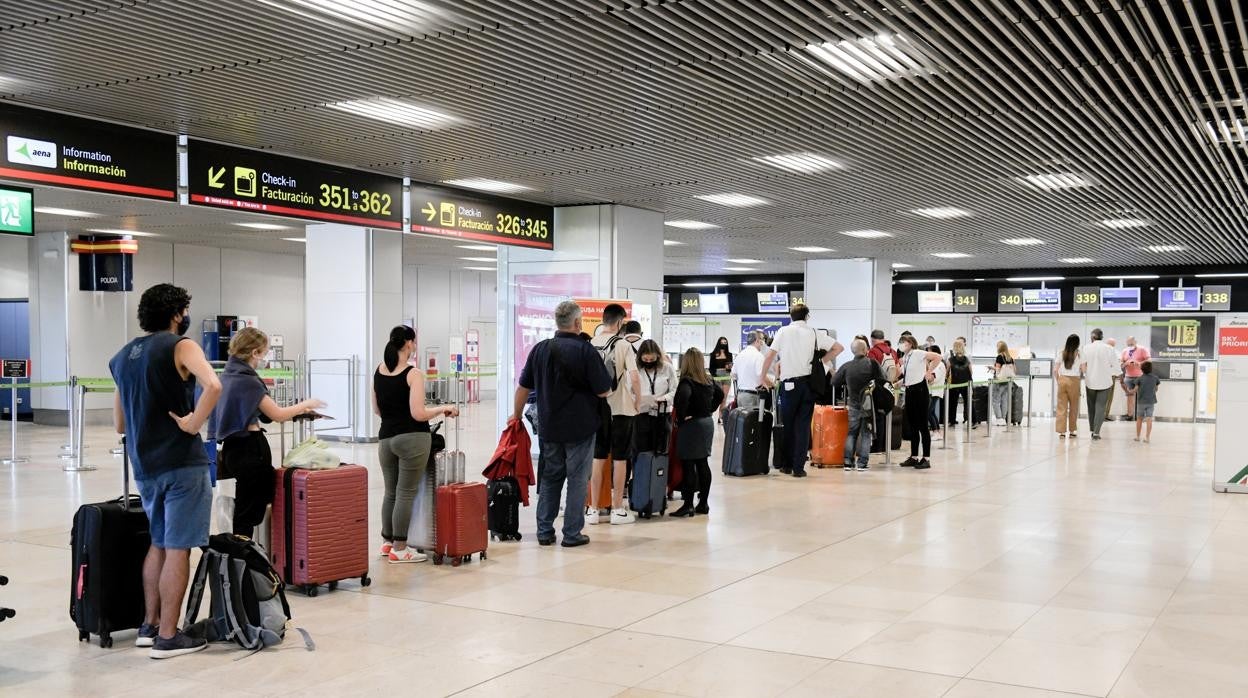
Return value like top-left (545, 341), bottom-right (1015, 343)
top-left (149, 631), bottom-right (207, 660)
top-left (135, 623), bottom-right (158, 648)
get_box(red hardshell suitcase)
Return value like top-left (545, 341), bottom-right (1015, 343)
top-left (271, 465), bottom-right (372, 596)
top-left (433, 482), bottom-right (488, 567)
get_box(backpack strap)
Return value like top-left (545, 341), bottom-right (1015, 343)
top-left (182, 548), bottom-right (213, 628)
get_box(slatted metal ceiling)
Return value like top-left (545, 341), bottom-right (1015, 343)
top-left (2, 1), bottom-right (1245, 273)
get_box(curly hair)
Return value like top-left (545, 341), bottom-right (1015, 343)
top-left (137, 283), bottom-right (191, 333)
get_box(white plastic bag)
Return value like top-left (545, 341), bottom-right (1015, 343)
top-left (282, 437), bottom-right (340, 470)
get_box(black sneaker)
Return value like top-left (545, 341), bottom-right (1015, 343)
top-left (856, 464), bottom-right (870, 472)
top-left (561, 534), bottom-right (590, 548)
top-left (538, 536), bottom-right (556, 547)
top-left (135, 623), bottom-right (158, 648)
top-left (900, 457), bottom-right (918, 468)
top-left (778, 467), bottom-right (792, 475)
top-left (842, 463), bottom-right (855, 471)
top-left (149, 631), bottom-right (207, 659)
top-left (914, 459), bottom-right (931, 470)
top-left (792, 470), bottom-right (807, 478)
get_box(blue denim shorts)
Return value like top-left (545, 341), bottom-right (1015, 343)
top-left (136, 466), bottom-right (212, 550)
top-left (1136, 403), bottom-right (1156, 419)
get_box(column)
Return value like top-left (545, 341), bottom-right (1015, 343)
top-left (805, 258), bottom-right (888, 363)
top-left (305, 224), bottom-right (403, 442)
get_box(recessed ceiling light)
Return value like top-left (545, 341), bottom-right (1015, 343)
top-left (899, 278), bottom-right (954, 284)
top-left (891, 262), bottom-right (913, 268)
top-left (464, 266), bottom-right (497, 272)
top-left (457, 244), bottom-right (497, 251)
top-left (931, 252), bottom-right (971, 259)
top-left (665, 220), bottom-right (719, 229)
top-left (725, 258), bottom-right (762, 264)
top-left (1007, 276), bottom-right (1065, 282)
top-left (1195, 272), bottom-right (1248, 278)
top-left (740, 281), bottom-right (791, 287)
top-left (1143, 244), bottom-right (1185, 253)
top-left (1099, 218), bottom-right (1149, 229)
top-left (695, 193), bottom-right (768, 207)
top-left (912, 207), bottom-right (971, 219)
top-left (87, 228), bottom-right (160, 238)
top-left (327, 98), bottom-right (456, 129)
top-left (460, 256), bottom-right (496, 262)
top-left (723, 266), bottom-right (756, 272)
top-left (1097, 274), bottom-right (1160, 280)
top-left (1000, 238), bottom-right (1045, 246)
top-left (1202, 116), bottom-right (1247, 145)
top-left (682, 282), bottom-right (728, 287)
top-left (663, 240), bottom-right (685, 246)
top-left (282, 237), bottom-right (307, 243)
top-left (790, 246), bottom-right (834, 253)
top-left (804, 33), bottom-right (931, 83)
top-left (1016, 173), bottom-right (1091, 190)
top-left (752, 152), bottom-right (844, 174)
top-left (235, 222), bottom-right (290, 231)
top-left (442, 178), bottom-right (532, 193)
top-left (840, 230), bottom-right (892, 238)
top-left (34, 207), bottom-right (98, 217)
top-left (1060, 257), bottom-right (1094, 264)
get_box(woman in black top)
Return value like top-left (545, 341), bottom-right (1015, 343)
top-left (372, 326), bottom-right (458, 563)
top-left (992, 340), bottom-right (1017, 425)
top-left (708, 337), bottom-right (733, 422)
top-left (947, 339), bottom-right (973, 425)
top-left (673, 348), bottom-right (724, 518)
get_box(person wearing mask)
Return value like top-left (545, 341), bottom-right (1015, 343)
top-left (631, 339), bottom-right (679, 453)
top-left (589, 303), bottom-right (640, 526)
top-left (709, 337), bottom-right (733, 423)
top-left (760, 304), bottom-right (835, 478)
top-left (673, 348), bottom-right (723, 516)
top-left (1128, 361), bottom-right (1160, 443)
top-left (947, 339), bottom-right (973, 426)
top-left (896, 335), bottom-right (943, 469)
top-left (1054, 333), bottom-right (1082, 438)
top-left (926, 345), bottom-right (948, 438)
top-left (209, 327), bottom-right (325, 537)
top-left (832, 339), bottom-right (886, 471)
top-left (1120, 336), bottom-right (1151, 421)
top-left (372, 326), bottom-right (459, 563)
top-left (991, 341), bottom-right (1017, 426)
top-left (1081, 328), bottom-right (1119, 440)
top-left (731, 331), bottom-right (767, 411)
top-left (513, 301), bottom-right (613, 547)
top-left (110, 283), bottom-right (221, 658)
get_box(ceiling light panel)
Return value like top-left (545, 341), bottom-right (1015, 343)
top-left (840, 230), bottom-right (892, 238)
top-left (1016, 173), bottom-right (1092, 190)
top-left (790, 246), bottom-right (833, 253)
top-left (464, 266), bottom-right (497, 272)
top-left (1143, 244), bottom-right (1185, 253)
top-left (723, 266), bottom-right (756, 271)
top-left (753, 152), bottom-right (844, 173)
top-left (804, 34), bottom-right (931, 83)
top-left (235, 222), bottom-right (290, 230)
top-left (725, 258), bottom-right (762, 264)
top-left (442, 178), bottom-right (531, 193)
top-left (891, 262), bottom-right (913, 268)
top-left (87, 228), bottom-right (159, 237)
top-left (34, 207), bottom-right (98, 217)
top-left (695, 193), bottom-right (769, 207)
top-left (326, 98), bottom-right (456, 129)
top-left (1099, 218), bottom-right (1150, 229)
top-left (665, 220), bottom-right (719, 229)
top-left (1000, 238), bottom-right (1045, 246)
top-left (1060, 257), bottom-right (1094, 264)
top-left (457, 244), bottom-right (497, 251)
top-left (663, 240), bottom-right (685, 247)
top-left (931, 252), bottom-right (971, 258)
top-left (912, 207), bottom-right (971, 219)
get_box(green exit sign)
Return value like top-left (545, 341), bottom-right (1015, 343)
top-left (0, 186), bottom-right (33, 236)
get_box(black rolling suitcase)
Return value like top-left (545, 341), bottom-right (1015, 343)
top-left (70, 436), bottom-right (150, 648)
top-left (1010, 382), bottom-right (1024, 424)
top-left (723, 394), bottom-right (771, 477)
top-left (972, 385), bottom-right (990, 425)
top-left (487, 477), bottom-right (522, 541)
top-left (768, 389), bottom-right (787, 471)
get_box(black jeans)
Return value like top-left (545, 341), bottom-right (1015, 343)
top-left (218, 431), bottom-right (274, 537)
top-left (778, 377), bottom-right (815, 473)
top-left (904, 382), bottom-right (932, 458)
top-left (947, 385), bottom-right (970, 424)
top-left (680, 458), bottom-right (712, 502)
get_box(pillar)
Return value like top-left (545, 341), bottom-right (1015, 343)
top-left (805, 258), bottom-right (889, 363)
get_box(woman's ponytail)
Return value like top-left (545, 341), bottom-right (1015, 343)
top-left (384, 325), bottom-right (416, 371)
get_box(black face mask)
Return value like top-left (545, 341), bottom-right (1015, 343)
top-left (176, 313), bottom-right (191, 337)
top-left (640, 359), bottom-right (659, 369)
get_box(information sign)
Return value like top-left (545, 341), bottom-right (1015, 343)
top-left (2, 359), bottom-right (29, 378)
top-left (997, 287), bottom-right (1023, 312)
top-left (1022, 288), bottom-right (1061, 312)
top-left (953, 289), bottom-right (978, 313)
top-left (1158, 287), bottom-right (1201, 311)
top-left (1072, 286), bottom-right (1100, 312)
top-left (680, 293), bottom-right (701, 314)
top-left (410, 183), bottom-right (553, 250)
top-left (917, 290), bottom-right (953, 313)
top-left (1202, 285), bottom-right (1232, 311)
top-left (1100, 287), bottom-right (1141, 311)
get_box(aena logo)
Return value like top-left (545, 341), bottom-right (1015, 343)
top-left (6, 136), bottom-right (57, 169)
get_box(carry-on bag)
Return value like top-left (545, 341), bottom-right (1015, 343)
top-left (771, 388), bottom-right (787, 470)
top-left (71, 436), bottom-right (151, 648)
top-left (183, 533), bottom-right (293, 651)
top-left (722, 393), bottom-right (771, 477)
top-left (271, 464), bottom-right (371, 596)
top-left (411, 421), bottom-right (461, 552)
top-left (972, 385), bottom-right (990, 425)
top-left (1010, 381), bottom-right (1024, 424)
top-left (487, 477), bottom-right (522, 541)
top-left (631, 405), bottom-right (670, 517)
top-left (810, 405), bottom-right (849, 467)
top-left (433, 483), bottom-right (488, 566)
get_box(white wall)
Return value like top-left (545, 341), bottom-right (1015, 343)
top-left (403, 265), bottom-right (497, 374)
top-left (0, 236), bottom-right (30, 299)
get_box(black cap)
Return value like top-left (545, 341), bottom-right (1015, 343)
top-left (870, 329), bottom-right (885, 340)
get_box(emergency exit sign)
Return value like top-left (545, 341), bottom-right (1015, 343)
top-left (0, 185), bottom-right (33, 236)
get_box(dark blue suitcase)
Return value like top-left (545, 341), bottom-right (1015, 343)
top-left (630, 451), bottom-right (668, 518)
top-left (723, 400), bottom-right (771, 477)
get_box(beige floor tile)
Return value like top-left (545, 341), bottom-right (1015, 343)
top-left (1108, 651), bottom-right (1248, 698)
top-left (625, 598), bottom-right (785, 643)
top-left (902, 595), bottom-right (1041, 633)
top-left (638, 645), bottom-right (828, 697)
top-left (727, 606), bottom-right (892, 659)
top-left (1012, 607), bottom-right (1154, 652)
top-left (285, 650), bottom-right (515, 697)
top-left (607, 564), bottom-right (753, 597)
top-left (531, 630), bottom-right (713, 686)
top-left (780, 661), bottom-right (957, 697)
top-left (968, 638), bottom-right (1135, 696)
top-left (944, 679), bottom-right (1096, 698)
top-left (531, 588), bottom-right (689, 628)
top-left (442, 576), bottom-right (602, 615)
top-left (452, 664), bottom-right (630, 697)
top-left (841, 621), bottom-right (1007, 676)
top-left (1048, 579), bottom-right (1175, 617)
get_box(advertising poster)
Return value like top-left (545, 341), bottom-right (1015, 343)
top-left (513, 273), bottom-right (594, 377)
top-left (740, 316), bottom-right (790, 350)
top-left (1150, 316), bottom-right (1215, 360)
top-left (572, 298), bottom-right (634, 337)
top-left (1214, 320), bottom-right (1248, 490)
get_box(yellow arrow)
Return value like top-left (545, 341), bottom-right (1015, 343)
top-left (207, 167), bottom-right (226, 189)
top-left (421, 202), bottom-right (436, 221)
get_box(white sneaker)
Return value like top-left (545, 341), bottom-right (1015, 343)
top-left (611, 508), bottom-right (636, 525)
top-left (388, 547), bottom-right (428, 564)
top-left (585, 508), bottom-right (600, 525)
top-left (379, 542), bottom-right (393, 558)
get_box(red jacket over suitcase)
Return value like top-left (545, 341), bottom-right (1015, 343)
top-left (271, 465), bottom-right (371, 595)
top-left (433, 482), bottom-right (488, 566)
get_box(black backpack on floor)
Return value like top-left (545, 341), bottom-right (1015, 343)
top-left (183, 534), bottom-right (300, 651)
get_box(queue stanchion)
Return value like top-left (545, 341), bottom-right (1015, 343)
top-left (1027, 374), bottom-right (1034, 429)
top-left (63, 381), bottom-right (97, 472)
top-left (940, 383), bottom-right (949, 451)
top-left (60, 376), bottom-right (79, 461)
top-left (1006, 380), bottom-right (1014, 433)
top-left (2, 377), bottom-right (29, 466)
top-left (985, 380), bottom-right (993, 439)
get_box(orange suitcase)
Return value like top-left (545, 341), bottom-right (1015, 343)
top-left (810, 406), bottom-right (849, 467)
top-left (589, 457), bottom-right (616, 510)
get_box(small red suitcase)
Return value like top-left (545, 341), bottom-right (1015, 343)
top-left (271, 465), bottom-right (372, 596)
top-left (433, 482), bottom-right (488, 567)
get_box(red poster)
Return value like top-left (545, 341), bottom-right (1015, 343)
top-left (573, 298), bottom-right (634, 338)
top-left (514, 273), bottom-right (595, 377)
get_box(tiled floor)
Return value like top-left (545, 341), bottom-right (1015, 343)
top-left (1, 405), bottom-right (1245, 697)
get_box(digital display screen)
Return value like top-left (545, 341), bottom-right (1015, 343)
top-left (1158, 287), bottom-right (1201, 311)
top-left (1022, 288), bottom-right (1061, 312)
top-left (757, 292), bottom-right (789, 313)
top-left (1100, 287), bottom-right (1140, 311)
top-left (917, 290), bottom-right (953, 313)
top-left (699, 293), bottom-right (729, 314)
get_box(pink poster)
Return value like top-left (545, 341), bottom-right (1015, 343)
top-left (514, 273), bottom-right (594, 379)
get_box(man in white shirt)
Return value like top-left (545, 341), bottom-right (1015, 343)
top-left (760, 304), bottom-right (834, 478)
top-left (732, 331), bottom-right (767, 411)
top-left (1080, 328), bottom-right (1119, 440)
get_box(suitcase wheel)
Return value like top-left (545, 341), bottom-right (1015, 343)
top-left (305, 585), bottom-right (319, 598)
top-left (480, 550), bottom-right (488, 560)
top-left (328, 581), bottom-right (338, 591)
top-left (100, 633), bottom-right (112, 649)
top-left (360, 575), bottom-right (372, 587)
top-left (450, 557), bottom-right (462, 568)
top-left (79, 630), bottom-right (89, 643)
top-left (432, 554), bottom-right (444, 566)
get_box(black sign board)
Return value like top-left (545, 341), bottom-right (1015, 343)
top-left (1202, 285), bottom-right (1232, 311)
top-left (409, 183), bottom-right (554, 250)
top-left (1073, 286), bottom-right (1100, 312)
top-left (1150, 316), bottom-right (1216, 360)
top-left (187, 139), bottom-right (403, 229)
top-left (680, 293), bottom-right (701, 314)
top-left (953, 289), bottom-right (978, 313)
top-left (2, 359), bottom-right (28, 379)
top-left (0, 104), bottom-right (176, 200)
top-left (78, 251), bottom-right (133, 292)
top-left (997, 287), bottom-right (1023, 313)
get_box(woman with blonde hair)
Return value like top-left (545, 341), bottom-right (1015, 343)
top-left (947, 338), bottom-right (973, 426)
top-left (991, 340), bottom-right (1017, 426)
top-left (672, 348), bottom-right (723, 517)
top-left (209, 327), bottom-right (325, 537)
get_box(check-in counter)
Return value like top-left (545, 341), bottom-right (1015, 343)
top-left (1013, 359), bottom-right (1054, 418)
top-left (1150, 360), bottom-right (1197, 421)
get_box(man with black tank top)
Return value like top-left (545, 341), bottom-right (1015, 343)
top-left (109, 284), bottom-right (221, 659)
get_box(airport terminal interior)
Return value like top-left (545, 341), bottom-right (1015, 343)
top-left (2, 1), bottom-right (1248, 696)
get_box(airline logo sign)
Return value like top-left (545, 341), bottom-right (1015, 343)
top-left (1219, 326), bottom-right (1248, 356)
top-left (7, 136), bottom-right (57, 168)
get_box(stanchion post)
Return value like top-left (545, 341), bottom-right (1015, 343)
top-left (1006, 379), bottom-right (1014, 432)
top-left (1027, 375), bottom-right (1034, 429)
top-left (60, 375), bottom-right (79, 460)
top-left (63, 382), bottom-right (97, 472)
top-left (940, 383), bottom-right (949, 451)
top-left (985, 381), bottom-right (993, 438)
top-left (3, 377), bottom-right (29, 465)
top-left (883, 385), bottom-right (894, 466)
